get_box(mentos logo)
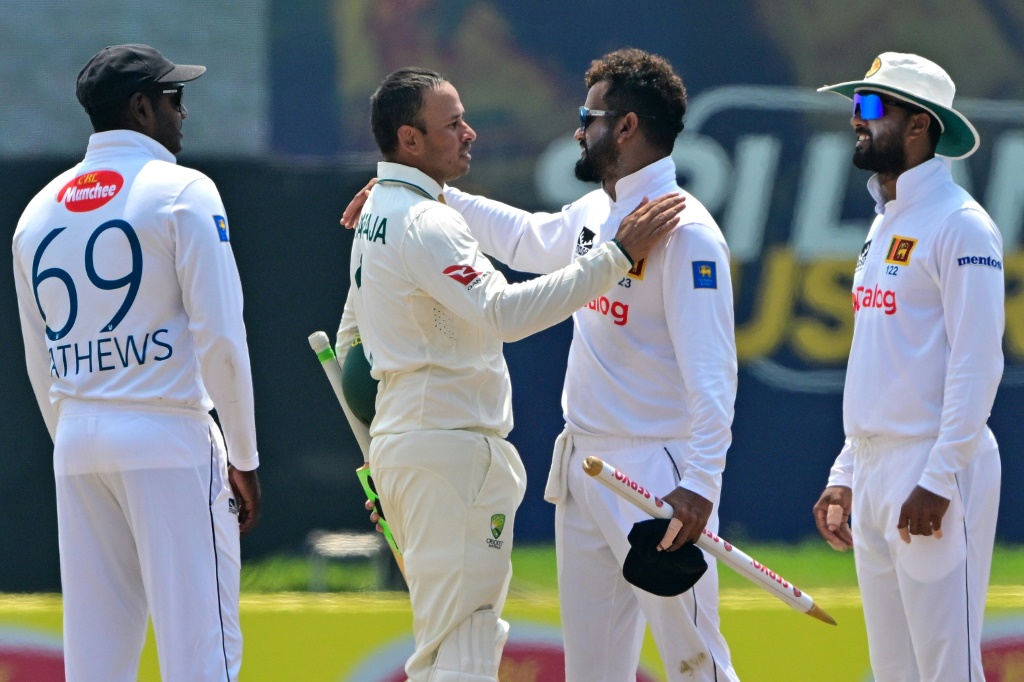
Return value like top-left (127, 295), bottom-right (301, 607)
top-left (57, 170), bottom-right (123, 212)
top-left (585, 296), bottom-right (628, 326)
top-left (957, 255), bottom-right (1003, 270)
top-left (852, 284), bottom-right (897, 315)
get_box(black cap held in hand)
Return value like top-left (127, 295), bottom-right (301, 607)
top-left (76, 44), bottom-right (206, 113)
top-left (622, 518), bottom-right (708, 597)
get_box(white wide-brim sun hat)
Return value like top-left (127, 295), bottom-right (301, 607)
top-left (818, 52), bottom-right (979, 159)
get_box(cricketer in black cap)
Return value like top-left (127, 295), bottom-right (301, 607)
top-left (76, 44), bottom-right (205, 155)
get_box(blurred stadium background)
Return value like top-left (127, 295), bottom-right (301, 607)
top-left (1, 1), bottom-right (1023, 679)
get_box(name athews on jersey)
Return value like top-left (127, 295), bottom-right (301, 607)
top-left (48, 329), bottom-right (173, 378)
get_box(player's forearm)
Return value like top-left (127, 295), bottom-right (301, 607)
top-left (443, 186), bottom-right (568, 274)
top-left (197, 335), bottom-right (259, 470)
top-left (675, 399), bottom-right (733, 499)
top-left (920, 230), bottom-right (1004, 498)
top-left (827, 439), bottom-right (855, 489)
top-left (485, 241), bottom-right (630, 343)
top-left (919, 365), bottom-right (1001, 498)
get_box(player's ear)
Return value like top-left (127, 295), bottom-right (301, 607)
top-left (396, 124), bottom-right (422, 157)
top-left (126, 92), bottom-right (154, 128)
top-left (617, 112), bottom-right (642, 143)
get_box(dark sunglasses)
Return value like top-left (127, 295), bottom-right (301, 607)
top-left (852, 93), bottom-right (916, 120)
top-left (161, 84), bottom-right (184, 111)
top-left (578, 106), bottom-right (655, 130)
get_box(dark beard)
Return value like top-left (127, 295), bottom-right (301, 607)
top-left (574, 129), bottom-right (618, 183)
top-left (852, 131), bottom-right (907, 174)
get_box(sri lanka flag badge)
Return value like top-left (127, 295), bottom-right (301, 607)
top-left (692, 261), bottom-right (717, 289)
top-left (214, 215), bottom-right (230, 242)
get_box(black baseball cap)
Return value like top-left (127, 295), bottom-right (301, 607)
top-left (76, 44), bottom-right (206, 113)
top-left (622, 518), bottom-right (708, 597)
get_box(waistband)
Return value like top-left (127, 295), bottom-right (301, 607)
top-left (849, 434), bottom-right (933, 461)
top-left (58, 399), bottom-right (211, 421)
top-left (569, 433), bottom-right (678, 453)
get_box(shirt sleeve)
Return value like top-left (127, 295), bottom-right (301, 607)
top-left (918, 208), bottom-right (1004, 499)
top-left (402, 204), bottom-right (631, 343)
top-left (664, 222), bottom-right (737, 503)
top-left (827, 439), bottom-right (855, 489)
top-left (173, 178), bottom-right (259, 471)
top-left (12, 235), bottom-right (58, 441)
top-left (443, 186), bottom-right (577, 275)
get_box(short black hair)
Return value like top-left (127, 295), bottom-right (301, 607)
top-left (584, 48), bottom-right (686, 153)
top-left (370, 67), bottom-right (447, 157)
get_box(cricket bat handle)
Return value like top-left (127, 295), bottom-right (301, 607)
top-left (308, 331), bottom-right (370, 457)
top-left (582, 456), bottom-right (835, 625)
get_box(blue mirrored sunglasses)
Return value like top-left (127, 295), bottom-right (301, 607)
top-left (852, 92), bottom-right (916, 120)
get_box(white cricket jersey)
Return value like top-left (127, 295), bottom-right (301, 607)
top-left (445, 157), bottom-right (737, 502)
top-left (13, 130), bottom-right (259, 470)
top-left (829, 157), bottom-right (1004, 499)
top-left (345, 161), bottom-right (632, 439)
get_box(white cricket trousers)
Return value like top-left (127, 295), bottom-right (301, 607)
top-left (54, 401), bottom-right (242, 682)
top-left (555, 434), bottom-right (739, 682)
top-left (851, 431), bottom-right (1000, 682)
top-left (371, 429), bottom-right (527, 682)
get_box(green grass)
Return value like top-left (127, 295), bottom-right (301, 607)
top-left (242, 542), bottom-right (1024, 594)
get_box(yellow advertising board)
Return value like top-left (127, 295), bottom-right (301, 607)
top-left (2, 590), bottom-right (1022, 681)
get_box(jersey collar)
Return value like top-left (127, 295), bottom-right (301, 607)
top-left (867, 156), bottom-right (952, 215)
top-left (85, 129), bottom-right (177, 164)
top-left (376, 161), bottom-right (446, 202)
top-left (608, 156), bottom-right (678, 208)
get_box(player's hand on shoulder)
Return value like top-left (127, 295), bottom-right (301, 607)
top-left (813, 485), bottom-right (853, 551)
top-left (340, 178), bottom-right (378, 229)
top-left (228, 466), bottom-right (262, 534)
top-left (658, 486), bottom-right (713, 551)
top-left (613, 193), bottom-right (686, 263)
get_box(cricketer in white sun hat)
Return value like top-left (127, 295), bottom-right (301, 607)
top-left (818, 52), bottom-right (980, 159)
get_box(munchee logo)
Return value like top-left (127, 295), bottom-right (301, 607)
top-left (57, 170), bottom-right (124, 212)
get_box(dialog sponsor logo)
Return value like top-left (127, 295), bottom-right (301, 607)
top-left (586, 296), bottom-right (628, 326)
top-left (852, 284), bottom-right (897, 315)
top-left (57, 170), bottom-right (123, 212)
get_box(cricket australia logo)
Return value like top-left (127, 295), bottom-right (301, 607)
top-left (487, 514), bottom-right (506, 549)
top-left (575, 227), bottom-right (595, 256)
